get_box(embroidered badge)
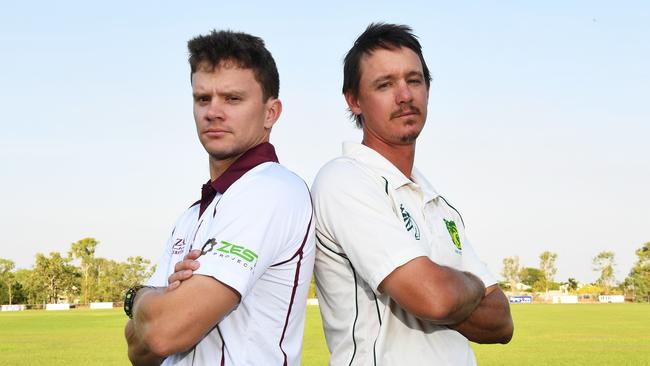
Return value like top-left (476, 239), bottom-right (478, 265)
top-left (400, 204), bottom-right (420, 240)
top-left (444, 219), bottom-right (462, 250)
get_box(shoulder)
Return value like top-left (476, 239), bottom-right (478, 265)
top-left (228, 162), bottom-right (310, 207)
top-left (312, 156), bottom-right (384, 197)
top-left (436, 195), bottom-right (466, 228)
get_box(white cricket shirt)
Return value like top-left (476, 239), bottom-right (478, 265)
top-left (147, 143), bottom-right (315, 366)
top-left (312, 142), bottom-right (496, 366)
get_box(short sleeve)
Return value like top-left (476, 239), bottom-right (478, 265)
top-left (313, 160), bottom-right (428, 293)
top-left (457, 232), bottom-right (498, 287)
top-left (193, 169), bottom-right (312, 298)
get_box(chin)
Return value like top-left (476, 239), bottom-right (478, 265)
top-left (398, 125), bottom-right (423, 144)
top-left (205, 145), bottom-right (243, 161)
top-left (399, 133), bottom-right (420, 144)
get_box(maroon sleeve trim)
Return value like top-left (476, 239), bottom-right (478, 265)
top-left (277, 214), bottom-right (312, 365)
top-left (271, 214), bottom-right (312, 267)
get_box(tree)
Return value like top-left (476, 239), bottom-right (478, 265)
top-left (13, 269), bottom-right (43, 304)
top-left (10, 269), bottom-right (30, 304)
top-left (68, 238), bottom-right (99, 304)
top-left (94, 258), bottom-right (124, 302)
top-left (519, 267), bottom-right (544, 288)
top-left (625, 242), bottom-right (650, 302)
top-left (33, 252), bottom-right (79, 303)
top-left (567, 278), bottom-right (579, 292)
top-left (501, 256), bottom-right (520, 293)
top-left (0, 258), bottom-right (16, 304)
top-left (578, 283), bottom-right (603, 300)
top-left (593, 251), bottom-right (616, 294)
top-left (123, 256), bottom-right (153, 286)
top-left (93, 256), bottom-right (153, 302)
top-left (539, 251), bottom-right (558, 296)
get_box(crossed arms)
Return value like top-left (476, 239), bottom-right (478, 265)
top-left (125, 272), bottom-right (239, 365)
top-left (381, 256), bottom-right (513, 343)
top-left (163, 251), bottom-right (513, 349)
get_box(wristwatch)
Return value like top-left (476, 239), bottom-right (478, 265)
top-left (124, 285), bottom-right (146, 319)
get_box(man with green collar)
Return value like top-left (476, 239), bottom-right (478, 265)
top-left (312, 23), bottom-right (513, 365)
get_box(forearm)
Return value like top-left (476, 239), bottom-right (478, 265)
top-left (450, 285), bottom-right (514, 344)
top-left (131, 287), bottom-right (187, 356)
top-left (130, 275), bottom-right (239, 357)
top-left (434, 267), bottom-right (486, 324)
top-left (381, 258), bottom-right (485, 324)
top-left (125, 319), bottom-right (163, 366)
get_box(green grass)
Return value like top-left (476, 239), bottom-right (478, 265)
top-left (472, 303), bottom-right (650, 366)
top-left (1, 304), bottom-right (648, 365)
top-left (0, 309), bottom-right (126, 365)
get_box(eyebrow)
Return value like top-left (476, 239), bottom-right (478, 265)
top-left (370, 70), bottom-right (424, 86)
top-left (192, 89), bottom-right (247, 99)
top-left (371, 75), bottom-right (394, 86)
top-left (192, 91), bottom-right (209, 99)
top-left (405, 70), bottom-right (424, 79)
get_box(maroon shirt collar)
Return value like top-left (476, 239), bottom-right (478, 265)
top-left (198, 142), bottom-right (279, 216)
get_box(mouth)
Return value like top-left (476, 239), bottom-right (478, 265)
top-left (391, 107), bottom-right (420, 119)
top-left (203, 129), bottom-right (230, 138)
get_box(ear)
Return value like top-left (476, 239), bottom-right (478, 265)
top-left (344, 92), bottom-right (362, 117)
top-left (264, 98), bottom-right (282, 129)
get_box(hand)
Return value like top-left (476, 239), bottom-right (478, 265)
top-left (125, 319), bottom-right (163, 366)
top-left (167, 249), bottom-right (201, 291)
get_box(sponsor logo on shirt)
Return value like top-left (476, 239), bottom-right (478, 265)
top-left (444, 219), bottom-right (462, 252)
top-left (202, 238), bottom-right (259, 271)
top-left (172, 238), bottom-right (186, 254)
top-left (400, 204), bottom-right (420, 240)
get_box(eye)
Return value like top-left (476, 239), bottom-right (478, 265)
top-left (377, 82), bottom-right (391, 90)
top-left (195, 95), bottom-right (210, 104)
top-left (226, 95), bottom-right (242, 103)
top-left (408, 78), bottom-right (423, 85)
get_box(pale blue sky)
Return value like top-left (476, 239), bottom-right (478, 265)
top-left (1, 1), bottom-right (648, 283)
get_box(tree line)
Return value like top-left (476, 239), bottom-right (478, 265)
top-left (500, 242), bottom-right (650, 302)
top-left (2, 239), bottom-right (649, 305)
top-left (0, 238), bottom-right (153, 305)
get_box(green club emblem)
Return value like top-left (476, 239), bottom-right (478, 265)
top-left (444, 219), bottom-right (462, 250)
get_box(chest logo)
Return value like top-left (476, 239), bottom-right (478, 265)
top-left (400, 204), bottom-right (420, 240)
top-left (444, 219), bottom-right (462, 250)
top-left (172, 238), bottom-right (186, 254)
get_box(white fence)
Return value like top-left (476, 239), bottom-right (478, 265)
top-left (1, 304), bottom-right (26, 311)
top-left (552, 295), bottom-right (578, 304)
top-left (598, 295), bottom-right (624, 303)
top-left (45, 303), bottom-right (70, 311)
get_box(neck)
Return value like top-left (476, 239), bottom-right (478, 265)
top-left (362, 135), bottom-right (416, 178)
top-left (208, 154), bottom-right (242, 181)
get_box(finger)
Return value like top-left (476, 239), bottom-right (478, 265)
top-left (174, 258), bottom-right (200, 273)
top-left (185, 249), bottom-right (202, 260)
top-left (168, 269), bottom-right (194, 285)
top-left (166, 280), bottom-right (180, 292)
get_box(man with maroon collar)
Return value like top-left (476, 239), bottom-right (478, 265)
top-left (124, 30), bottom-right (315, 366)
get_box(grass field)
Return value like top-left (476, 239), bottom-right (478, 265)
top-left (0, 304), bottom-right (648, 365)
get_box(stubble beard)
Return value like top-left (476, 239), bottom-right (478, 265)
top-left (392, 104), bottom-right (424, 144)
top-left (400, 130), bottom-right (420, 144)
top-left (205, 140), bottom-right (247, 162)
top-left (208, 148), bottom-right (244, 161)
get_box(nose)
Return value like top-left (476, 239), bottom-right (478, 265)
top-left (395, 80), bottom-right (413, 105)
top-left (206, 99), bottom-right (225, 121)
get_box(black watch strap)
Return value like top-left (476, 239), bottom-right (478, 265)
top-left (124, 285), bottom-right (146, 319)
